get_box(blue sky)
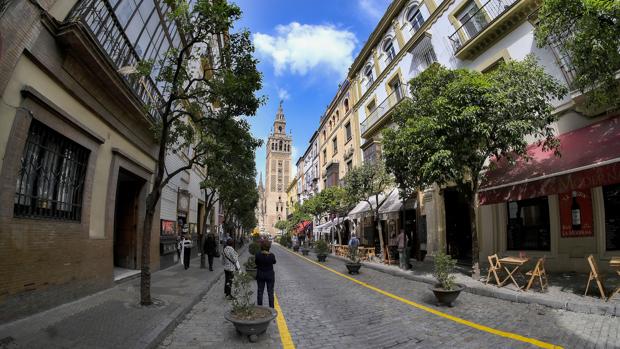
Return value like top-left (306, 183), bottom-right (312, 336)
top-left (232, 0), bottom-right (391, 182)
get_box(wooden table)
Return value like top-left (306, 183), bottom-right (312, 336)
top-left (499, 257), bottom-right (530, 291)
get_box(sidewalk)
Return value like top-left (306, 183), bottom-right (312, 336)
top-left (0, 248), bottom-right (246, 349)
top-left (328, 253), bottom-right (620, 317)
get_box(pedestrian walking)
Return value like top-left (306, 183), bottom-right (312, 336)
top-left (397, 229), bottom-right (409, 269)
top-left (255, 240), bottom-right (276, 308)
top-left (348, 233), bottom-right (359, 249)
top-left (222, 238), bottom-right (239, 299)
top-left (389, 231), bottom-right (398, 262)
top-left (203, 233), bottom-right (218, 271)
top-left (178, 235), bottom-right (193, 269)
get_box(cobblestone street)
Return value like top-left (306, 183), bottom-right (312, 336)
top-left (160, 245), bottom-right (620, 348)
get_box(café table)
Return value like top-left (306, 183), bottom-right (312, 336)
top-left (498, 256), bottom-right (530, 291)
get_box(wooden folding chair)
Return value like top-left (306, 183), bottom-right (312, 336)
top-left (585, 255), bottom-right (607, 299)
top-left (608, 271), bottom-right (620, 302)
top-left (486, 254), bottom-right (503, 286)
top-left (525, 257), bottom-right (548, 292)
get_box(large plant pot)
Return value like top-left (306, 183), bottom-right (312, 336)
top-left (293, 245), bottom-right (299, 252)
top-left (345, 262), bottom-right (362, 274)
top-left (431, 284), bottom-right (465, 307)
top-left (225, 306), bottom-right (277, 342)
top-left (245, 268), bottom-right (257, 279)
top-left (301, 249), bottom-right (309, 256)
top-left (317, 254), bottom-right (327, 262)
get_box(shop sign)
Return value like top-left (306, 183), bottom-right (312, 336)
top-left (161, 219), bottom-right (176, 235)
top-left (559, 190), bottom-right (593, 237)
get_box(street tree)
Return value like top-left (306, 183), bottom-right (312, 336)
top-left (535, 0), bottom-right (619, 109)
top-left (320, 186), bottom-right (352, 244)
top-left (383, 57), bottom-right (566, 278)
top-left (342, 162), bottom-right (391, 260)
top-left (198, 117), bottom-right (260, 267)
top-left (137, 0), bottom-right (262, 305)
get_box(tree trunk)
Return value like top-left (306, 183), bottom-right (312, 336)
top-left (200, 216), bottom-right (207, 269)
top-left (375, 213), bottom-right (386, 262)
top-left (469, 186), bottom-right (481, 280)
top-left (140, 193), bottom-right (159, 306)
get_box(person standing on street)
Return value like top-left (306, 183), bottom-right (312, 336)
top-left (222, 238), bottom-right (239, 299)
top-left (179, 235), bottom-right (193, 270)
top-left (397, 229), bottom-right (408, 270)
top-left (204, 233), bottom-right (217, 271)
top-left (255, 240), bottom-right (277, 308)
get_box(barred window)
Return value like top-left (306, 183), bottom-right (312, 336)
top-left (14, 120), bottom-right (90, 221)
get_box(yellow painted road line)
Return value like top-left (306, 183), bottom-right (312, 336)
top-left (280, 246), bottom-right (562, 349)
top-left (274, 295), bottom-right (296, 349)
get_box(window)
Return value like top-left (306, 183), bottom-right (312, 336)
top-left (322, 130), bottom-right (326, 141)
top-left (332, 137), bottom-right (338, 154)
top-left (455, 0), bottom-right (488, 41)
top-left (383, 38), bottom-right (396, 63)
top-left (14, 120), bottom-right (90, 221)
top-left (347, 160), bottom-right (353, 172)
top-left (344, 99), bottom-right (349, 112)
top-left (506, 197), bottom-right (550, 251)
top-left (603, 183), bottom-right (620, 251)
top-left (345, 122), bottom-right (352, 141)
top-left (335, 111), bottom-right (339, 120)
top-left (366, 99), bottom-right (376, 114)
top-left (389, 78), bottom-right (403, 101)
top-left (323, 149), bottom-right (327, 165)
top-left (406, 4), bottom-right (425, 32)
top-left (364, 64), bottom-right (374, 85)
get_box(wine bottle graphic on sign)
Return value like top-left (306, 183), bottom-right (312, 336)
top-left (571, 191), bottom-right (581, 231)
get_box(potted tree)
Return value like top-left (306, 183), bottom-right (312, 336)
top-left (345, 244), bottom-right (362, 274)
top-left (244, 241), bottom-right (261, 279)
top-left (225, 272), bottom-right (277, 342)
top-left (315, 239), bottom-right (329, 262)
top-left (430, 251), bottom-right (464, 307)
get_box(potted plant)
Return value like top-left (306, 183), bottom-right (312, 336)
top-left (225, 272), bottom-right (277, 342)
top-left (315, 239), bottom-right (329, 262)
top-left (244, 242), bottom-right (261, 278)
top-left (430, 251), bottom-right (464, 307)
top-left (345, 245), bottom-right (362, 274)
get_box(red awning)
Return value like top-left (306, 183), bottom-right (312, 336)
top-left (479, 115), bottom-right (620, 205)
top-left (295, 220), bottom-right (312, 233)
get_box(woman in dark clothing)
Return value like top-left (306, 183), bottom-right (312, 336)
top-left (255, 240), bottom-right (276, 308)
top-left (203, 233), bottom-right (217, 271)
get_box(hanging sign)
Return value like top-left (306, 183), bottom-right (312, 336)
top-left (559, 189), bottom-right (593, 237)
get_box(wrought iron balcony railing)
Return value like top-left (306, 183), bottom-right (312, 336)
top-left (68, 0), bottom-right (162, 121)
top-left (448, 0), bottom-right (518, 53)
top-left (360, 85), bottom-right (408, 136)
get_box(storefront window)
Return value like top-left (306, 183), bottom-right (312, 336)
top-left (603, 183), bottom-right (620, 251)
top-left (506, 196), bottom-right (550, 251)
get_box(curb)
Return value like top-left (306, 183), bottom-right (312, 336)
top-left (328, 254), bottom-right (619, 317)
top-left (143, 246), bottom-right (249, 349)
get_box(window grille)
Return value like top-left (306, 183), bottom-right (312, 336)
top-left (14, 120), bottom-right (90, 221)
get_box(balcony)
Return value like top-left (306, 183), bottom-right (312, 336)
top-left (360, 85), bottom-right (408, 137)
top-left (66, 0), bottom-right (162, 121)
top-left (448, 0), bottom-right (538, 60)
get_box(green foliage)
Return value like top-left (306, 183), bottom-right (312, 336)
top-left (384, 57), bottom-right (566, 193)
top-left (342, 162), bottom-right (391, 217)
top-left (274, 220), bottom-right (288, 231)
top-left (244, 255), bottom-right (256, 270)
top-left (433, 251), bottom-right (457, 290)
top-left (278, 234), bottom-right (292, 247)
top-left (230, 271), bottom-right (254, 316)
top-left (535, 0), bottom-right (620, 109)
top-left (248, 242), bottom-right (261, 255)
top-left (314, 239), bottom-right (329, 255)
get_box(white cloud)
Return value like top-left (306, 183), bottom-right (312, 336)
top-left (278, 88), bottom-right (290, 101)
top-left (254, 22), bottom-right (357, 78)
top-left (358, 0), bottom-right (392, 22)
